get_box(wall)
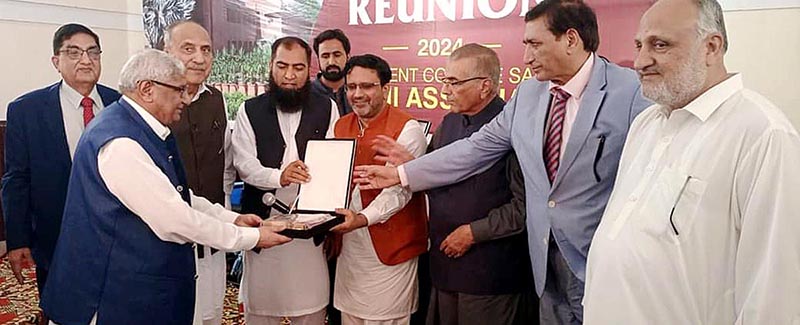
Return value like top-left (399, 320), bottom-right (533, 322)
top-left (724, 8), bottom-right (800, 127)
top-left (0, 0), bottom-right (145, 120)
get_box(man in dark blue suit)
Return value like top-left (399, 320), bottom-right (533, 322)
top-left (2, 23), bottom-right (120, 300)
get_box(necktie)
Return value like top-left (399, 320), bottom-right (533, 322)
top-left (81, 97), bottom-right (95, 126)
top-left (544, 88), bottom-right (571, 184)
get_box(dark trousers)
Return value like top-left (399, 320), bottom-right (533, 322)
top-left (426, 288), bottom-right (537, 325)
top-left (539, 236), bottom-right (584, 325)
top-left (327, 258), bottom-right (341, 325)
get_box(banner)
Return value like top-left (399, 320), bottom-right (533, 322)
top-left (143, 0), bottom-right (653, 129)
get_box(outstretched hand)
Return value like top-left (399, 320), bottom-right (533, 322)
top-left (353, 165), bottom-right (401, 190)
top-left (372, 135), bottom-right (415, 166)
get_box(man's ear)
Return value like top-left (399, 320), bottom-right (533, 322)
top-left (565, 28), bottom-right (582, 53)
top-left (705, 33), bottom-right (725, 65)
top-left (137, 80), bottom-right (155, 103)
top-left (51, 56), bottom-right (60, 72)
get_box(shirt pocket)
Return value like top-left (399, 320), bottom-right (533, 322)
top-left (637, 166), bottom-right (707, 239)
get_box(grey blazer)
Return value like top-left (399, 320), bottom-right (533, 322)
top-left (405, 56), bottom-right (651, 295)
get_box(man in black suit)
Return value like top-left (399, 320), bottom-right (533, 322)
top-left (2, 23), bottom-right (120, 305)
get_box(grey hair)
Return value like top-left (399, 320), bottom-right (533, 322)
top-left (695, 0), bottom-right (728, 51)
top-left (449, 43), bottom-right (502, 91)
top-left (118, 49), bottom-right (186, 93)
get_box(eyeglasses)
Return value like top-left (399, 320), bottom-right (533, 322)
top-left (59, 47), bottom-right (102, 60)
top-left (148, 80), bottom-right (188, 97)
top-left (441, 76), bottom-right (488, 87)
top-left (345, 82), bottom-right (381, 92)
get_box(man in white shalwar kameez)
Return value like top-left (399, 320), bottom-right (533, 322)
top-left (583, 0), bottom-right (800, 323)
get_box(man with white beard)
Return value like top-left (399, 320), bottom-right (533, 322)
top-left (582, 0), bottom-right (800, 323)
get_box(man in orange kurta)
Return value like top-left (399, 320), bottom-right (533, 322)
top-left (330, 54), bottom-right (428, 324)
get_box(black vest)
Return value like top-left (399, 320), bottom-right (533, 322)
top-left (427, 97), bottom-right (532, 295)
top-left (240, 91), bottom-right (332, 218)
top-left (172, 85), bottom-right (227, 205)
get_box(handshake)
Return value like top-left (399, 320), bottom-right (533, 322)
top-left (234, 214), bottom-right (293, 249)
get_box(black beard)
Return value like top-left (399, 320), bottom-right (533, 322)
top-left (321, 66), bottom-right (344, 81)
top-left (268, 76), bottom-right (310, 113)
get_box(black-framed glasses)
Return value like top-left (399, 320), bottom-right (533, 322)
top-left (345, 82), bottom-right (381, 92)
top-left (59, 47), bottom-right (102, 60)
top-left (441, 76), bottom-right (488, 87)
top-left (148, 80), bottom-right (188, 97)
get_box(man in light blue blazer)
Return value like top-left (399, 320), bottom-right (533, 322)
top-left (354, 1), bottom-right (651, 323)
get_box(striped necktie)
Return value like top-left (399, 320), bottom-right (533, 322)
top-left (544, 88), bottom-right (570, 184)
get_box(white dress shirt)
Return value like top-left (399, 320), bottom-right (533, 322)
top-left (334, 120), bottom-right (427, 320)
top-left (584, 74), bottom-right (800, 324)
top-left (59, 81), bottom-right (104, 158)
top-left (97, 96), bottom-right (260, 252)
top-left (233, 99), bottom-right (340, 317)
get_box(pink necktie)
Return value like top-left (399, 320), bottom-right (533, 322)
top-left (544, 88), bottom-right (571, 184)
top-left (81, 97), bottom-right (94, 126)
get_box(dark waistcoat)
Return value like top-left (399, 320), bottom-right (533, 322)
top-left (240, 91), bottom-right (332, 217)
top-left (428, 97), bottom-right (532, 295)
top-left (172, 85), bottom-right (227, 205)
top-left (41, 99), bottom-right (195, 325)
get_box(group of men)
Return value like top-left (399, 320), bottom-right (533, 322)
top-left (4, 0), bottom-right (800, 325)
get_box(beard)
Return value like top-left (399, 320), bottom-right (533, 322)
top-left (321, 65), bottom-right (344, 81)
top-left (268, 75), bottom-right (311, 113)
top-left (640, 47), bottom-right (707, 109)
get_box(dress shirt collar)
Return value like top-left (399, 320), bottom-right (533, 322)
top-left (684, 73), bottom-right (742, 122)
top-left (549, 53), bottom-right (595, 99)
top-left (122, 95), bottom-right (171, 140)
top-left (190, 83), bottom-right (210, 103)
top-left (60, 80), bottom-right (102, 110)
top-left (658, 73), bottom-right (743, 122)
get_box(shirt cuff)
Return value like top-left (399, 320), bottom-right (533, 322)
top-left (360, 206), bottom-right (382, 226)
top-left (241, 227), bottom-right (261, 250)
top-left (469, 219), bottom-right (491, 243)
top-left (398, 165), bottom-right (409, 187)
top-left (267, 168), bottom-right (283, 188)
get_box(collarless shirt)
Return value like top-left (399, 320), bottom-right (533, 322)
top-left (584, 74), bottom-right (800, 324)
top-left (59, 81), bottom-right (104, 158)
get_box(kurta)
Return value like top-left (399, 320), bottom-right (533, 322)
top-left (334, 109), bottom-right (428, 320)
top-left (584, 74), bottom-right (800, 324)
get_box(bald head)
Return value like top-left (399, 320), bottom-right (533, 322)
top-left (164, 20), bottom-right (213, 90)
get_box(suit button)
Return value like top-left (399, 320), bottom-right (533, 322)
top-left (168, 155), bottom-right (173, 162)
top-left (548, 200), bottom-right (556, 208)
top-left (177, 185), bottom-right (184, 192)
top-left (194, 274), bottom-right (199, 280)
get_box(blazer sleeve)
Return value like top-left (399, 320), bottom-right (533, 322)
top-left (404, 93), bottom-right (518, 192)
top-left (2, 100), bottom-right (33, 250)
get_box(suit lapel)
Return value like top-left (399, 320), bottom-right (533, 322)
top-left (42, 82), bottom-right (72, 164)
top-left (552, 56), bottom-right (607, 191)
top-left (527, 85), bottom-right (553, 194)
top-left (98, 85), bottom-right (118, 106)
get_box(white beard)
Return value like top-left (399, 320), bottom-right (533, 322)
top-left (642, 46), bottom-right (708, 109)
